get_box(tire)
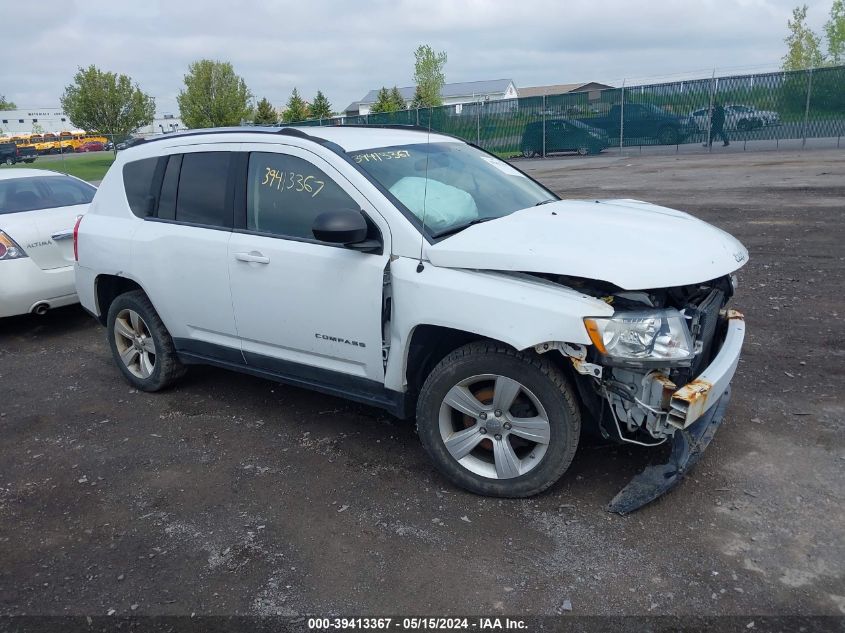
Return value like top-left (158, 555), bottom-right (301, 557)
top-left (106, 290), bottom-right (185, 392)
top-left (416, 341), bottom-right (581, 497)
top-left (576, 146), bottom-right (590, 156)
top-left (657, 126), bottom-right (679, 145)
top-left (4, 157), bottom-right (13, 166)
top-left (521, 147), bottom-right (537, 158)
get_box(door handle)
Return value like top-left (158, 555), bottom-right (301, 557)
top-left (234, 251), bottom-right (270, 264)
top-left (51, 229), bottom-right (74, 241)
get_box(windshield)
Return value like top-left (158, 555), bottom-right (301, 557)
top-left (349, 142), bottom-right (556, 237)
top-left (0, 176), bottom-right (95, 215)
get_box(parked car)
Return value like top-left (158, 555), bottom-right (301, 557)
top-left (690, 104), bottom-right (781, 132)
top-left (104, 141), bottom-right (115, 151)
top-left (521, 119), bottom-right (609, 157)
top-left (116, 137), bottom-right (143, 151)
top-left (0, 169), bottom-right (95, 317)
top-left (75, 126), bottom-right (747, 512)
top-left (76, 141), bottom-right (105, 153)
top-left (0, 142), bottom-right (37, 166)
top-left (578, 103), bottom-right (695, 145)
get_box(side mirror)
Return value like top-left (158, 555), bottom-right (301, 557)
top-left (312, 209), bottom-right (382, 254)
top-left (312, 209), bottom-right (368, 244)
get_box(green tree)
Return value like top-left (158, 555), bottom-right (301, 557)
top-left (410, 85), bottom-right (425, 109)
top-left (412, 44), bottom-right (447, 107)
top-left (282, 88), bottom-right (309, 122)
top-left (0, 95), bottom-right (15, 109)
top-left (783, 5), bottom-right (825, 70)
top-left (825, 0), bottom-right (845, 63)
top-left (369, 87), bottom-right (393, 114)
top-left (60, 65), bottom-right (155, 137)
top-left (389, 86), bottom-right (407, 111)
top-left (253, 97), bottom-right (277, 124)
top-left (310, 90), bottom-right (332, 119)
top-left (177, 59), bottom-right (251, 128)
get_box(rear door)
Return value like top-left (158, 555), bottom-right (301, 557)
top-left (127, 145), bottom-right (241, 357)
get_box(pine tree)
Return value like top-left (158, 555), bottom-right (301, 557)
top-left (253, 97), bottom-right (277, 125)
top-left (282, 88), bottom-right (309, 123)
top-left (389, 87), bottom-right (407, 111)
top-left (369, 87), bottom-right (393, 114)
top-left (310, 90), bottom-right (332, 119)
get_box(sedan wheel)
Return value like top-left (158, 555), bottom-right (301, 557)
top-left (113, 308), bottom-right (156, 379)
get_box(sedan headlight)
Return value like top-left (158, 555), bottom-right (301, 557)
top-left (584, 309), bottom-right (693, 365)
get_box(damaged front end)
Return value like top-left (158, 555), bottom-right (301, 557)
top-left (536, 274), bottom-right (746, 514)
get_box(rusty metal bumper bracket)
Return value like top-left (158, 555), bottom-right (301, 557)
top-left (606, 386), bottom-right (732, 515)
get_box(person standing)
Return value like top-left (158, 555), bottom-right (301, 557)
top-left (706, 102), bottom-right (730, 147)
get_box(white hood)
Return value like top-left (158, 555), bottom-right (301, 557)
top-left (426, 199), bottom-right (748, 290)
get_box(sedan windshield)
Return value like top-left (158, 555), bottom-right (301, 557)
top-left (0, 176), bottom-right (95, 215)
top-left (349, 142), bottom-right (556, 237)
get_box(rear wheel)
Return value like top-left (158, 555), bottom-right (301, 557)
top-left (576, 146), bottom-right (590, 156)
top-left (107, 290), bottom-right (185, 392)
top-left (4, 157), bottom-right (13, 166)
top-left (416, 342), bottom-right (580, 497)
top-left (521, 147), bottom-right (538, 158)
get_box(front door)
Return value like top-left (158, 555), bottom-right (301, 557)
top-left (227, 146), bottom-right (390, 385)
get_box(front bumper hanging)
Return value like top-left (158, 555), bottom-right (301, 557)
top-left (606, 386), bottom-right (732, 515)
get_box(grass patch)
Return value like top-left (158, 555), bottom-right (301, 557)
top-left (6, 153), bottom-right (115, 182)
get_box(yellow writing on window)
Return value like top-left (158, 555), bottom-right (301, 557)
top-left (261, 167), bottom-right (325, 197)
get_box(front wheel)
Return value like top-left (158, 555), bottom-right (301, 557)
top-left (4, 157), bottom-right (13, 166)
top-left (576, 146), bottom-right (590, 156)
top-left (107, 290), bottom-right (185, 392)
top-left (521, 147), bottom-right (538, 158)
top-left (416, 342), bottom-right (581, 497)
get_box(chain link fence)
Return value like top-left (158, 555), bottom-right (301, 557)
top-left (294, 65), bottom-right (845, 157)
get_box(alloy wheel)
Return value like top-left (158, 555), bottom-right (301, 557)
top-left (438, 374), bottom-right (551, 479)
top-left (113, 309), bottom-right (156, 379)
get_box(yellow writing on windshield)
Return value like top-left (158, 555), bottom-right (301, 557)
top-left (352, 150), bottom-right (411, 163)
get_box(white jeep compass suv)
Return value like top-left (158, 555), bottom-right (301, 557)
top-left (74, 126), bottom-right (747, 512)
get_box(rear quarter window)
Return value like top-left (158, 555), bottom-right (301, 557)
top-left (123, 157), bottom-right (159, 218)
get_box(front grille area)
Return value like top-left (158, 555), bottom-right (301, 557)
top-left (689, 289), bottom-right (724, 376)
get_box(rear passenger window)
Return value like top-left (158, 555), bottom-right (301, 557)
top-left (175, 152), bottom-right (232, 228)
top-left (123, 157), bottom-right (158, 218)
top-left (246, 152), bottom-right (357, 239)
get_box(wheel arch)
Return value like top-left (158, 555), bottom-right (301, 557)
top-left (93, 274), bottom-right (145, 325)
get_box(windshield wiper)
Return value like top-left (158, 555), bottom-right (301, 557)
top-left (431, 216), bottom-right (497, 238)
top-left (535, 198), bottom-right (557, 206)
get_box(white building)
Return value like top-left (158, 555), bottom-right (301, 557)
top-left (0, 108), bottom-right (71, 135)
top-left (345, 79), bottom-right (517, 116)
top-left (0, 107), bottom-right (183, 137)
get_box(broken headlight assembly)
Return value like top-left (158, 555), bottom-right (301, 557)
top-left (583, 309), bottom-right (694, 367)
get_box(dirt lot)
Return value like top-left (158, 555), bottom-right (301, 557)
top-left (1, 149), bottom-right (843, 618)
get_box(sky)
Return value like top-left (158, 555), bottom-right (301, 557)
top-left (1, 0), bottom-right (835, 116)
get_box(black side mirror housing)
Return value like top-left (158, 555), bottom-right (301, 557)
top-left (312, 209), bottom-right (381, 254)
top-left (312, 209), bottom-right (368, 243)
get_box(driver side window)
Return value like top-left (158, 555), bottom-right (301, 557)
top-left (246, 152), bottom-right (358, 240)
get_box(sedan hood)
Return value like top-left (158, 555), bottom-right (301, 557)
top-left (426, 199), bottom-right (748, 290)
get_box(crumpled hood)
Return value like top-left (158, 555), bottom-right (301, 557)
top-left (426, 199), bottom-right (748, 290)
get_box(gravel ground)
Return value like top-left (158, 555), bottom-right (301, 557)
top-left (0, 149), bottom-right (843, 617)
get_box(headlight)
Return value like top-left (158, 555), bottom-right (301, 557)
top-left (584, 309), bottom-right (693, 365)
